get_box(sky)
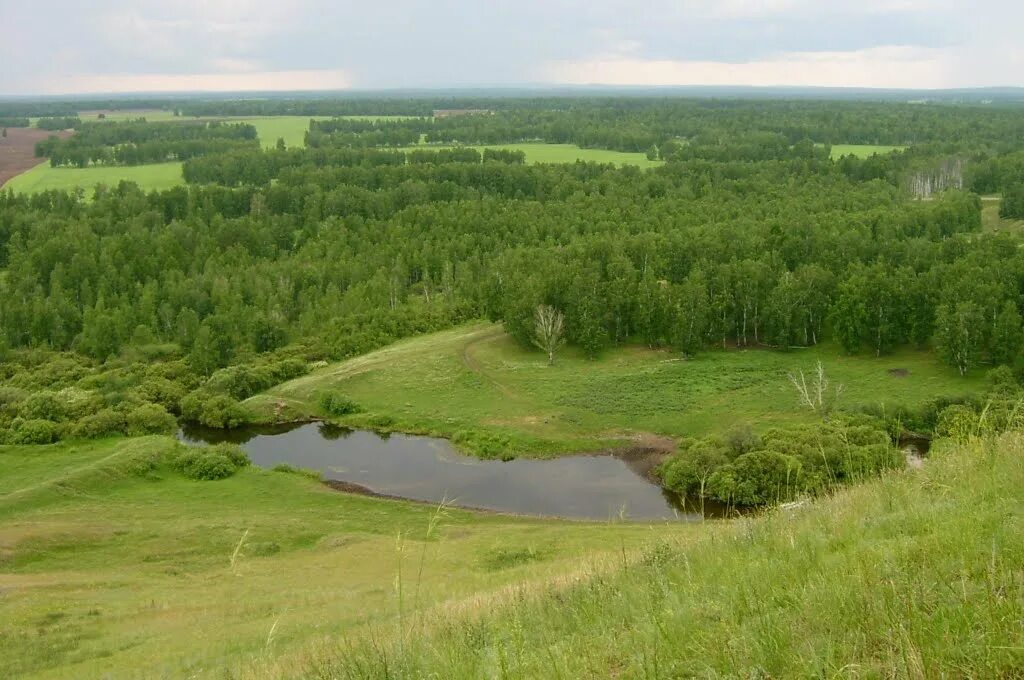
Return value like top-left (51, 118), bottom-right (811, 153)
top-left (1, 0), bottom-right (1022, 95)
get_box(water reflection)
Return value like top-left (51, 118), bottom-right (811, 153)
top-left (178, 422), bottom-right (730, 521)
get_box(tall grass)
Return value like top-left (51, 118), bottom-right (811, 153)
top-left (297, 431), bottom-right (1024, 678)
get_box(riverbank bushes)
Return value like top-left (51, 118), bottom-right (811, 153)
top-left (660, 417), bottom-right (902, 506)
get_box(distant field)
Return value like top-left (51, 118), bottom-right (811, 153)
top-left (250, 323), bottom-right (982, 457)
top-left (829, 144), bottom-right (906, 159)
top-left (402, 142), bottom-right (662, 168)
top-left (2, 161), bottom-right (183, 194)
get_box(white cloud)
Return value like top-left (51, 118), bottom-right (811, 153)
top-left (542, 46), bottom-right (955, 89)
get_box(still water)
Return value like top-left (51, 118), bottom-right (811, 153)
top-left (178, 422), bottom-right (720, 521)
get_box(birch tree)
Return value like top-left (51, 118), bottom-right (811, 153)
top-left (533, 304), bottom-right (565, 365)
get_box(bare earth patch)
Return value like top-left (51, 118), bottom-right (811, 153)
top-left (0, 127), bottom-right (71, 188)
top-left (888, 368), bottom-right (910, 377)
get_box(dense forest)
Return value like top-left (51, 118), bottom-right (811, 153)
top-left (5, 96), bottom-right (1024, 504)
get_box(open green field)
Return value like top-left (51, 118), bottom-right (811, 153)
top-left (829, 143), bottom-right (906, 159)
top-left (249, 323), bottom-right (982, 456)
top-left (233, 116), bottom-right (330, 149)
top-left (0, 436), bottom-right (689, 678)
top-left (402, 143), bottom-right (662, 168)
top-left (980, 195), bottom-right (1024, 236)
top-left (1, 161), bottom-right (184, 194)
top-left (320, 433), bottom-right (1024, 678)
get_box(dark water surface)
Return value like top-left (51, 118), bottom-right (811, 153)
top-left (178, 422), bottom-right (718, 521)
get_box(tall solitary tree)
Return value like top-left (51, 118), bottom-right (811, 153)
top-left (533, 304), bottom-right (565, 365)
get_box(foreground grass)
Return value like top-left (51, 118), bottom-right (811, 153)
top-left (2, 161), bottom-right (184, 194)
top-left (289, 432), bottom-right (1024, 678)
top-left (250, 323), bottom-right (982, 456)
top-left (0, 437), bottom-right (689, 679)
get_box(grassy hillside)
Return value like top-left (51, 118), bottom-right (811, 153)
top-left (0, 437), bottom-right (692, 679)
top-left (287, 432), bottom-right (1024, 679)
top-left (248, 323), bottom-right (982, 456)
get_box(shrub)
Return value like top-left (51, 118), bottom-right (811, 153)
top-left (170, 442), bottom-right (249, 481)
top-left (725, 422), bottom-right (760, 456)
top-left (660, 439), bottom-right (730, 498)
top-left (987, 365), bottom-right (1018, 393)
top-left (125, 403), bottom-right (177, 436)
top-left (10, 418), bottom-right (60, 445)
top-left (19, 391), bottom-right (67, 422)
top-left (208, 442), bottom-right (250, 468)
top-left (179, 392), bottom-right (249, 429)
top-left (708, 450), bottom-right (803, 506)
top-left (132, 377), bottom-right (188, 412)
top-left (452, 429), bottom-right (512, 458)
top-left (171, 446), bottom-right (237, 480)
top-left (318, 391), bottom-right (361, 416)
top-left (936, 404), bottom-right (980, 442)
top-left (72, 408), bottom-right (127, 439)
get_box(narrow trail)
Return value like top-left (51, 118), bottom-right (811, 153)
top-left (0, 442), bottom-right (135, 501)
top-left (458, 325), bottom-right (523, 401)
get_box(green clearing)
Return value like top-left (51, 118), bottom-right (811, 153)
top-left (1, 161), bottom-right (184, 194)
top-left (403, 142), bottom-right (663, 168)
top-left (248, 323), bottom-right (982, 457)
top-left (980, 195), bottom-right (1024, 236)
top-left (0, 436), bottom-right (689, 679)
top-left (233, 116), bottom-right (331, 149)
top-left (828, 143), bottom-right (906, 159)
top-left (316, 433), bottom-right (1024, 678)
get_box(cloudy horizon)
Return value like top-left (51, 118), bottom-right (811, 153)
top-left (2, 1), bottom-right (1022, 96)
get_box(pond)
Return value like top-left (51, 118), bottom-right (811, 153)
top-left (178, 422), bottom-right (727, 521)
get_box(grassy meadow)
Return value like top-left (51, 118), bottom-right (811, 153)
top-left (0, 436), bottom-right (691, 678)
top-left (1, 161), bottom-right (184, 194)
top-left (248, 323), bottom-right (983, 457)
top-left (828, 143), bottom-right (906, 159)
top-left (306, 431), bottom-right (1024, 678)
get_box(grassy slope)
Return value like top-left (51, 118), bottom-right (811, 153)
top-left (308, 432), bottom-right (1024, 678)
top-left (0, 437), bottom-right (691, 679)
top-left (249, 323), bottom-right (982, 456)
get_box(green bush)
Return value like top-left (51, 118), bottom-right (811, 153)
top-left (179, 392), bottom-right (249, 429)
top-left (72, 408), bottom-right (127, 439)
top-left (19, 390), bottom-right (67, 422)
top-left (10, 418), bottom-right (60, 445)
top-left (125, 403), bottom-right (177, 436)
top-left (318, 391), bottom-right (361, 416)
top-left (452, 429), bottom-right (511, 458)
top-left (708, 450), bottom-right (803, 506)
top-left (171, 445), bottom-right (247, 481)
top-left (208, 442), bottom-right (250, 468)
top-left (132, 377), bottom-right (188, 412)
top-left (936, 404), bottom-right (980, 442)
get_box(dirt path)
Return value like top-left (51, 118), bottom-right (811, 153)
top-left (458, 324), bottom-right (522, 400)
top-left (0, 127), bottom-right (71, 188)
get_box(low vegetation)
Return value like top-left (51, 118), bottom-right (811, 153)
top-left (306, 430), bottom-right (1023, 679)
top-left (248, 323), bottom-right (984, 456)
top-left (0, 437), bottom-right (693, 678)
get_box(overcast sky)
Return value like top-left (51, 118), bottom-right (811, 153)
top-left (2, 0), bottom-right (1022, 95)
